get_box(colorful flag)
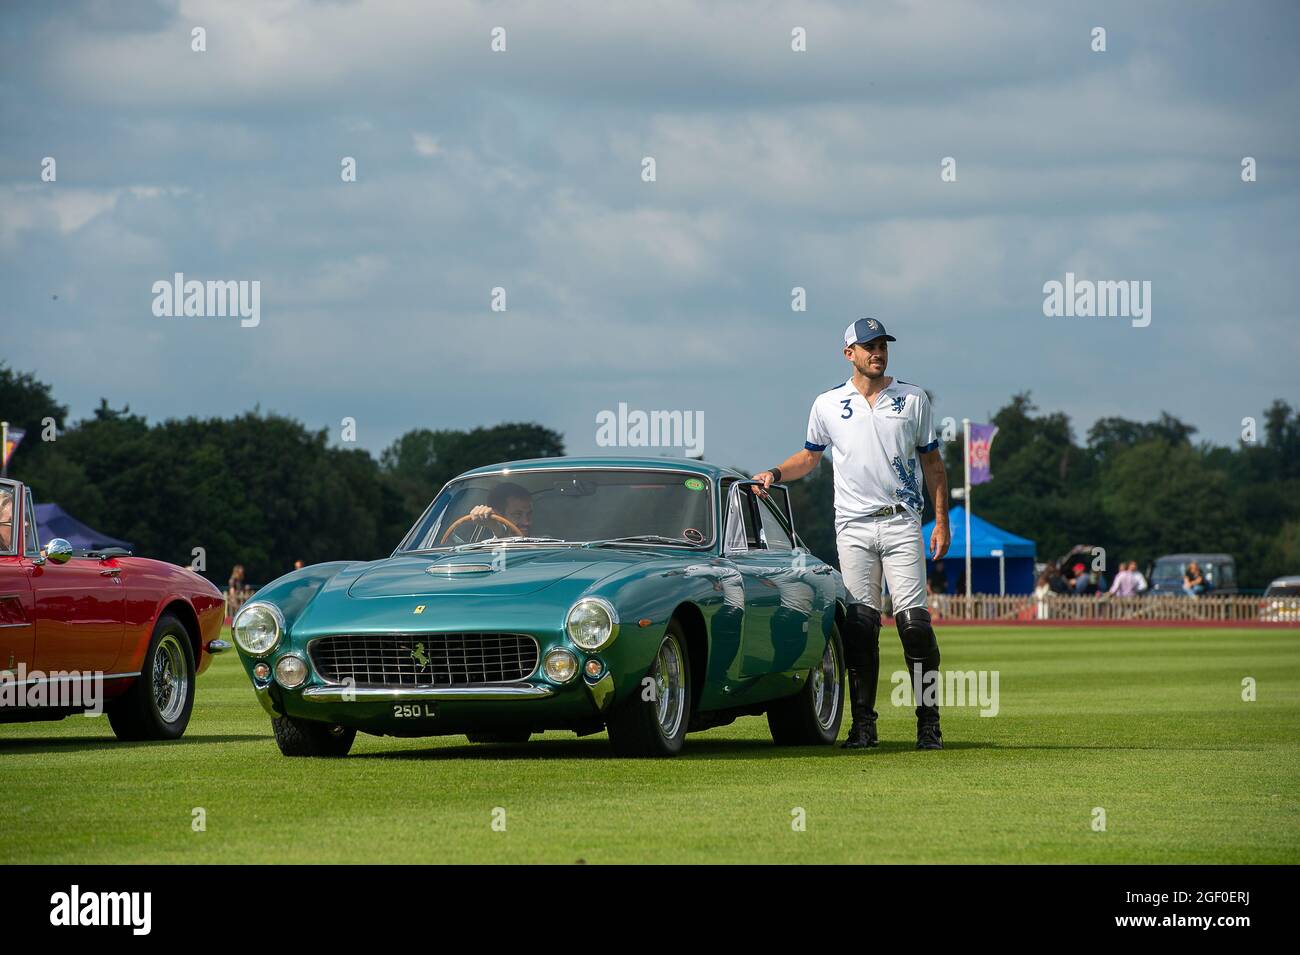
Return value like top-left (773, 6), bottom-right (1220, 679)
top-left (1, 427), bottom-right (24, 468)
top-left (968, 423), bottom-right (998, 485)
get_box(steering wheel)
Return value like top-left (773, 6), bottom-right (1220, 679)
top-left (440, 512), bottom-right (524, 545)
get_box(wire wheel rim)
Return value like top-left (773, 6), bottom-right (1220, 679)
top-left (652, 635), bottom-right (686, 739)
top-left (811, 637), bottom-right (841, 731)
top-left (153, 634), bottom-right (189, 723)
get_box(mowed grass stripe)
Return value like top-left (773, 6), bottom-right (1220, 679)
top-left (1, 627), bottom-right (1296, 863)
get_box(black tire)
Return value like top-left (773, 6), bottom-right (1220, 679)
top-left (107, 613), bottom-right (196, 741)
top-left (466, 732), bottom-right (532, 744)
top-left (766, 623), bottom-right (845, 745)
top-left (606, 620), bottom-right (692, 757)
top-left (271, 715), bottom-right (357, 757)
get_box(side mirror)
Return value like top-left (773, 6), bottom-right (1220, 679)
top-left (42, 538), bottom-right (74, 565)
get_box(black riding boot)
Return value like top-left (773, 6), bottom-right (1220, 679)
top-left (841, 604), bottom-right (880, 749)
top-left (897, 607), bottom-right (943, 750)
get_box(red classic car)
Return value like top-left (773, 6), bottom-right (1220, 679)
top-left (0, 478), bottom-right (227, 740)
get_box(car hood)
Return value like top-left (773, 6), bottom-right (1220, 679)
top-left (346, 549), bottom-right (608, 598)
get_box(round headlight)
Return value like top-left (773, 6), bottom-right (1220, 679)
top-left (565, 598), bottom-right (619, 651)
top-left (233, 602), bottom-right (283, 655)
top-left (543, 648), bottom-right (579, 683)
top-left (275, 654), bottom-right (308, 689)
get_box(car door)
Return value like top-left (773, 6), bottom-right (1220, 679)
top-left (30, 496), bottom-right (125, 674)
top-left (747, 490), bottom-right (819, 672)
top-left (0, 479), bottom-right (34, 676)
top-left (722, 482), bottom-right (780, 679)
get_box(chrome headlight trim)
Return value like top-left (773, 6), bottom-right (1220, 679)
top-left (274, 653), bottom-right (309, 689)
top-left (565, 597), bottom-right (620, 651)
top-left (543, 647), bottom-right (580, 684)
top-left (233, 601), bottom-right (284, 656)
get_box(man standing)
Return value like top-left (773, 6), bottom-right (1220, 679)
top-left (754, 318), bottom-right (951, 750)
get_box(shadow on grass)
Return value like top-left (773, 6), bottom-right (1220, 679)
top-left (0, 734), bottom-right (268, 755)
top-left (352, 735), bottom-right (999, 761)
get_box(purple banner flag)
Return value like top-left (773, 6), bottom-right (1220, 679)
top-left (2, 427), bottom-right (24, 468)
top-left (968, 423), bottom-right (998, 485)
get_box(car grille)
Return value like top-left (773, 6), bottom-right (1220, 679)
top-left (309, 633), bottom-right (539, 688)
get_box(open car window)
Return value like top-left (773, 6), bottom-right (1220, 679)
top-left (722, 480), bottom-right (766, 553)
top-left (756, 495), bottom-right (794, 551)
top-left (400, 469), bottom-right (715, 551)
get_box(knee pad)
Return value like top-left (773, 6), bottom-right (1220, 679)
top-left (895, 607), bottom-right (938, 659)
top-left (842, 603), bottom-right (881, 669)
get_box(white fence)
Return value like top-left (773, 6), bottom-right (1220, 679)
top-left (925, 593), bottom-right (1300, 624)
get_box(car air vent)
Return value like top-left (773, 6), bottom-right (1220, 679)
top-left (427, 563), bottom-right (496, 575)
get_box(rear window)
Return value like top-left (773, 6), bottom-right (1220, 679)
top-left (1153, 559), bottom-right (1234, 585)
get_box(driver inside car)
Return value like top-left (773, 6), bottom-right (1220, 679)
top-left (467, 481), bottom-right (535, 537)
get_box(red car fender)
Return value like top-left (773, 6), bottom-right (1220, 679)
top-left (119, 560), bottom-right (225, 676)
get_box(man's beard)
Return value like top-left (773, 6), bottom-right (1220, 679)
top-left (859, 361), bottom-right (886, 379)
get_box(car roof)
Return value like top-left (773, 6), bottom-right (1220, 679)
top-left (1267, 575), bottom-right (1300, 586)
top-left (458, 456), bottom-right (747, 480)
top-left (1153, 553), bottom-right (1235, 562)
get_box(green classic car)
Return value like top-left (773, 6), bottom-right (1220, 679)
top-left (232, 457), bottom-right (847, 757)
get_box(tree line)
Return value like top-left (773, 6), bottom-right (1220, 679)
top-left (3, 365), bottom-right (1297, 589)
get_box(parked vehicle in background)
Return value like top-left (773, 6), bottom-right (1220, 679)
top-left (1261, 576), bottom-right (1300, 623)
top-left (1149, 553), bottom-right (1237, 596)
top-left (0, 478), bottom-right (228, 740)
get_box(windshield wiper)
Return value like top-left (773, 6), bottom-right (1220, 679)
top-left (452, 536), bottom-right (567, 551)
top-left (584, 535), bottom-right (708, 549)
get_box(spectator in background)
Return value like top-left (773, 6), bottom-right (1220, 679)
top-left (1183, 562), bottom-right (1206, 597)
top-left (1109, 561), bottom-right (1140, 596)
top-left (293, 559), bottom-right (304, 571)
top-left (1033, 570), bottom-right (1053, 619)
top-left (227, 564), bottom-right (250, 615)
top-left (1071, 562), bottom-right (1091, 594)
top-left (1047, 562), bottom-right (1071, 594)
top-left (1130, 560), bottom-right (1149, 593)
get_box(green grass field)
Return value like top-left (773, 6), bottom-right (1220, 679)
top-left (3, 626), bottom-right (1297, 864)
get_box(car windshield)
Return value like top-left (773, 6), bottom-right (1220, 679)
top-left (398, 468), bottom-right (715, 552)
top-left (1266, 583), bottom-right (1300, 597)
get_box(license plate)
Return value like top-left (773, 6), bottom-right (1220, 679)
top-left (392, 703), bottom-right (438, 719)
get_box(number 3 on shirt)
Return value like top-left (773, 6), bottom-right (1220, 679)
top-left (840, 398), bottom-right (853, 419)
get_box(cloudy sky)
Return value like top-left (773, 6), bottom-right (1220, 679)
top-left (2, 0), bottom-right (1297, 470)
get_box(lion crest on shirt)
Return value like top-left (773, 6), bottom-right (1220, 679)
top-left (891, 455), bottom-right (922, 511)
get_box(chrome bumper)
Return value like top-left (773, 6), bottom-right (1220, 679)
top-left (301, 684), bottom-right (556, 703)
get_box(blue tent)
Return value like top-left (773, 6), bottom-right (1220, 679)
top-left (920, 506), bottom-right (1036, 595)
top-left (34, 503), bottom-right (132, 553)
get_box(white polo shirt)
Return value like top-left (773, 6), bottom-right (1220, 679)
top-left (805, 378), bottom-right (938, 532)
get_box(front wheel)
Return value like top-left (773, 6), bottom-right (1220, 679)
top-left (607, 621), bottom-right (692, 757)
top-left (272, 715), bottom-right (356, 757)
top-left (107, 614), bottom-right (196, 741)
top-left (766, 624), bottom-right (844, 745)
